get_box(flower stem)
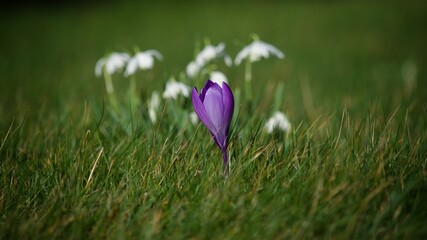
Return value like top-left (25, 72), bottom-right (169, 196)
top-left (104, 70), bottom-right (114, 94)
top-left (128, 76), bottom-right (142, 134)
top-left (222, 148), bottom-right (229, 178)
top-left (103, 71), bottom-right (120, 113)
top-left (244, 59), bottom-right (252, 102)
top-left (129, 76), bottom-right (140, 108)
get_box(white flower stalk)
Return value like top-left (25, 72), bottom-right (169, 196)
top-left (189, 111), bottom-right (199, 125)
top-left (235, 40), bottom-right (284, 65)
top-left (148, 91), bottom-right (161, 124)
top-left (235, 38), bottom-right (284, 102)
top-left (186, 61), bottom-right (201, 78)
top-left (210, 71), bottom-right (228, 85)
top-left (162, 80), bottom-right (191, 100)
top-left (125, 50), bottom-right (163, 77)
top-left (265, 111), bottom-right (291, 133)
top-left (95, 52), bottom-right (130, 111)
top-left (95, 52), bottom-right (130, 77)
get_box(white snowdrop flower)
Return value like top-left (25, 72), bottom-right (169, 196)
top-left (124, 50), bottom-right (163, 77)
top-left (186, 61), bottom-right (201, 78)
top-left (162, 80), bottom-right (191, 100)
top-left (189, 111), bottom-right (199, 125)
top-left (210, 71), bottom-right (228, 85)
top-left (264, 111), bottom-right (291, 133)
top-left (195, 43), bottom-right (231, 67)
top-left (148, 91), bottom-right (161, 124)
top-left (95, 52), bottom-right (130, 76)
top-left (235, 40), bottom-right (284, 65)
top-left (95, 59), bottom-right (105, 77)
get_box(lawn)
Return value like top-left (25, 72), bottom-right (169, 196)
top-left (1, 0), bottom-right (427, 239)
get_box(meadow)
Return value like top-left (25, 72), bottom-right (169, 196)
top-left (1, 0), bottom-right (427, 239)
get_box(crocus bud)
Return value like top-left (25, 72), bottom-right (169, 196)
top-left (192, 80), bottom-right (234, 172)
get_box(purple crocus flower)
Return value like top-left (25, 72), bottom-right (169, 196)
top-left (192, 80), bottom-right (234, 174)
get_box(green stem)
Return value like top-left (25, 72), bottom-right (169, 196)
top-left (104, 71), bottom-right (114, 94)
top-left (244, 59), bottom-right (252, 102)
top-left (129, 76), bottom-right (140, 133)
top-left (129, 76), bottom-right (140, 107)
top-left (222, 148), bottom-right (230, 179)
top-left (103, 71), bottom-right (120, 113)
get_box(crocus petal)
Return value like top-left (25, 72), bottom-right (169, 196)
top-left (193, 84), bottom-right (224, 149)
top-left (203, 84), bottom-right (224, 128)
top-left (221, 82), bottom-right (234, 138)
top-left (200, 80), bottom-right (216, 102)
top-left (192, 88), bottom-right (216, 135)
top-left (203, 84), bottom-right (225, 145)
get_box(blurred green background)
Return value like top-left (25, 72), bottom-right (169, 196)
top-left (0, 0), bottom-right (426, 126)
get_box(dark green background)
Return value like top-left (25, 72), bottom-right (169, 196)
top-left (1, 0), bottom-right (426, 126)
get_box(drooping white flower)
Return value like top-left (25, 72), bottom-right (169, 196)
top-left (196, 43), bottom-right (223, 66)
top-left (186, 43), bottom-right (232, 79)
top-left (95, 52), bottom-right (130, 76)
top-left (186, 61), bottom-right (201, 78)
top-left (195, 43), bottom-right (233, 67)
top-left (162, 80), bottom-right (191, 100)
top-left (148, 91), bottom-right (161, 124)
top-left (189, 111), bottom-right (199, 125)
top-left (224, 55), bottom-right (233, 67)
top-left (124, 50), bottom-right (163, 77)
top-left (210, 71), bottom-right (228, 85)
top-left (264, 111), bottom-right (291, 133)
top-left (235, 40), bottom-right (284, 65)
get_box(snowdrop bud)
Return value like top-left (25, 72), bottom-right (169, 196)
top-left (189, 111), bottom-right (199, 125)
top-left (148, 91), bottom-right (161, 124)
